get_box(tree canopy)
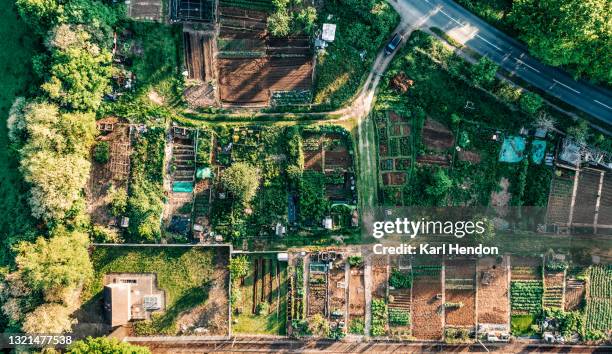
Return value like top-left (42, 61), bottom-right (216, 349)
top-left (221, 162), bottom-right (261, 205)
top-left (15, 227), bottom-right (93, 301)
top-left (9, 100), bottom-right (96, 220)
top-left (42, 24), bottom-right (113, 111)
top-left (229, 255), bottom-right (250, 279)
top-left (21, 303), bottom-right (73, 334)
top-left (510, 0), bottom-right (611, 84)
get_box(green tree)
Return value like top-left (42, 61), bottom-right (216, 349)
top-left (510, 0), bottom-right (611, 84)
top-left (519, 91), bottom-right (544, 114)
top-left (9, 101), bottom-right (96, 220)
top-left (68, 337), bottom-right (151, 354)
top-left (567, 120), bottom-right (590, 144)
top-left (268, 10), bottom-right (291, 37)
top-left (426, 168), bottom-right (452, 197)
top-left (221, 162), bottom-right (261, 205)
top-left (22, 151), bottom-right (91, 220)
top-left (21, 303), bottom-right (73, 334)
top-left (42, 25), bottom-right (113, 111)
top-left (15, 0), bottom-right (61, 33)
top-left (470, 56), bottom-right (498, 87)
top-left (15, 227), bottom-right (92, 301)
top-left (93, 141), bottom-right (110, 163)
top-left (229, 255), bottom-right (250, 279)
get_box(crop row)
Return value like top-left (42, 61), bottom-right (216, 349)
top-left (585, 298), bottom-right (612, 332)
top-left (271, 90), bottom-right (313, 106)
top-left (589, 265), bottom-right (612, 298)
top-left (511, 281), bottom-right (543, 314)
top-left (220, 0), bottom-right (274, 11)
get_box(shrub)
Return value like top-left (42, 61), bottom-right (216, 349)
top-left (256, 302), bottom-right (270, 316)
top-left (229, 255), bottom-right (250, 279)
top-left (349, 317), bottom-right (365, 334)
top-left (308, 314), bottom-right (331, 337)
top-left (93, 141), bottom-right (110, 163)
top-left (68, 337), bottom-right (150, 354)
top-left (348, 255), bottom-right (364, 268)
top-left (389, 268), bottom-right (412, 289)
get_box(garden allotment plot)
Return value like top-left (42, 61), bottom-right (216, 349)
top-left (216, 1), bottom-right (313, 106)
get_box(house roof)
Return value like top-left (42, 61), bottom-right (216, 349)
top-left (104, 283), bottom-right (131, 327)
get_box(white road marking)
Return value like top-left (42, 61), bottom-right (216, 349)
top-left (475, 34), bottom-right (503, 51)
top-left (438, 8), bottom-right (503, 51)
top-left (514, 58), bottom-right (541, 73)
top-left (594, 99), bottom-right (612, 110)
top-left (439, 9), bottom-right (462, 26)
top-left (553, 79), bottom-right (581, 94)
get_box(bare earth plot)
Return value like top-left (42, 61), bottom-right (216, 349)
top-left (477, 256), bottom-right (509, 325)
top-left (444, 259), bottom-right (476, 328)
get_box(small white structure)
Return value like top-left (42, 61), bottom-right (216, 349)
top-left (322, 23), bottom-right (337, 42)
top-left (277, 252), bottom-right (289, 262)
top-left (323, 216), bottom-right (333, 230)
top-left (275, 223), bottom-right (286, 236)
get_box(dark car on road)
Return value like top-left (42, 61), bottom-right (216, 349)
top-left (385, 33), bottom-right (402, 55)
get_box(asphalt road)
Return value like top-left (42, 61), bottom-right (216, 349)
top-left (391, 0), bottom-right (612, 125)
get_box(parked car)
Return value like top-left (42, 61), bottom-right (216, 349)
top-left (385, 33), bottom-right (402, 55)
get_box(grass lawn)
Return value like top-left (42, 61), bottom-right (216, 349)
top-left (84, 246), bottom-right (229, 335)
top-left (313, 0), bottom-right (399, 110)
top-left (511, 314), bottom-right (536, 336)
top-left (0, 1), bottom-right (38, 261)
top-left (233, 254), bottom-right (288, 335)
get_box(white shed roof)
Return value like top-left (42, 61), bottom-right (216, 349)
top-left (322, 23), bottom-right (337, 42)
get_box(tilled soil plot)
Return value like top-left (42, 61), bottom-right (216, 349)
top-left (348, 267), bottom-right (366, 319)
top-left (218, 57), bottom-right (312, 105)
top-left (412, 277), bottom-right (443, 340)
top-left (445, 289), bottom-right (475, 326)
top-left (422, 118), bottom-right (454, 151)
top-left (477, 256), bottom-right (509, 325)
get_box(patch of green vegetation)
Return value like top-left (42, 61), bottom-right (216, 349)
top-left (0, 2), bottom-right (38, 260)
top-left (84, 246), bottom-right (226, 335)
top-left (374, 31), bottom-right (556, 207)
top-left (511, 314), bottom-right (537, 336)
top-left (454, 0), bottom-right (515, 35)
top-left (348, 317), bottom-right (365, 334)
top-left (313, 0), bottom-right (399, 109)
top-left (232, 255), bottom-right (287, 335)
top-left (126, 128), bottom-right (166, 242)
top-left (128, 22), bottom-right (184, 102)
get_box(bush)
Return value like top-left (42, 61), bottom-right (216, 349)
top-left (91, 225), bottom-right (122, 243)
top-left (308, 314), bottom-right (331, 337)
top-left (256, 302), bottom-right (270, 316)
top-left (106, 185), bottom-right (127, 216)
top-left (519, 91), bottom-right (543, 114)
top-left (348, 255), bottom-right (363, 267)
top-left (349, 317), bottom-right (365, 334)
top-left (229, 255), bottom-right (250, 279)
top-left (370, 298), bottom-right (387, 336)
top-left (68, 337), bottom-right (150, 354)
top-left (93, 141), bottom-right (110, 163)
top-left (389, 268), bottom-right (412, 289)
